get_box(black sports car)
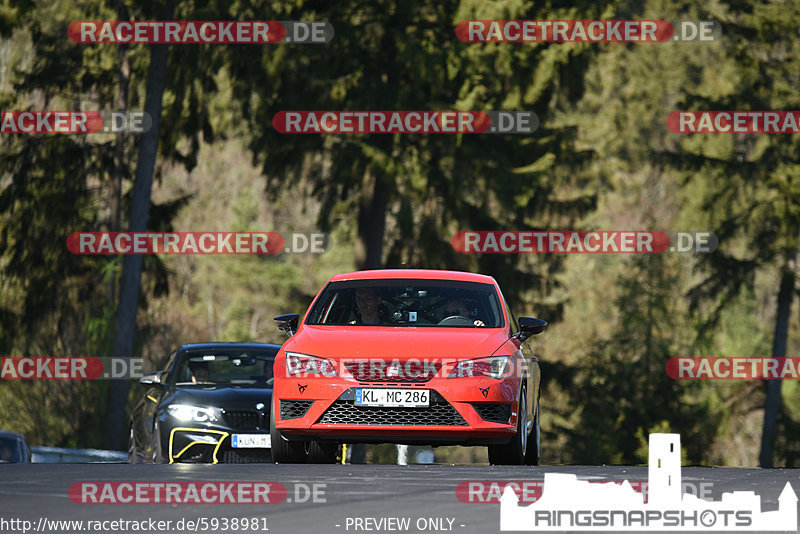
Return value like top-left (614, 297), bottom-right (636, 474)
top-left (129, 342), bottom-right (279, 464)
top-left (0, 430), bottom-right (32, 463)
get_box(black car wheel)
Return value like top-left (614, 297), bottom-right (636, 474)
top-left (128, 426), bottom-right (139, 464)
top-left (151, 423), bottom-right (163, 464)
top-left (269, 401), bottom-right (307, 463)
top-left (307, 441), bottom-right (338, 463)
top-left (524, 396), bottom-right (540, 466)
top-left (487, 388), bottom-right (527, 465)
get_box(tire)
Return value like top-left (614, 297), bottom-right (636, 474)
top-left (269, 401), bottom-right (307, 463)
top-left (127, 426), bottom-right (138, 464)
top-left (151, 423), bottom-right (163, 464)
top-left (524, 396), bottom-right (540, 466)
top-left (488, 388), bottom-right (527, 465)
top-left (307, 441), bottom-right (338, 463)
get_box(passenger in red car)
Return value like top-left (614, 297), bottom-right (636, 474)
top-left (443, 298), bottom-right (486, 327)
top-left (443, 299), bottom-right (470, 317)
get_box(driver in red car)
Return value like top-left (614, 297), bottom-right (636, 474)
top-left (354, 287), bottom-right (385, 324)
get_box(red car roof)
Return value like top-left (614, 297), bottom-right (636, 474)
top-left (329, 269), bottom-right (496, 284)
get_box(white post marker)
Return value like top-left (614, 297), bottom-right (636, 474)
top-left (648, 433), bottom-right (682, 507)
top-left (397, 444), bottom-right (408, 466)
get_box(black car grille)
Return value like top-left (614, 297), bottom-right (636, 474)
top-left (471, 403), bottom-right (512, 424)
top-left (221, 449), bottom-right (272, 464)
top-left (223, 410), bottom-right (261, 430)
top-left (280, 400), bottom-right (314, 420)
top-left (317, 401), bottom-right (467, 426)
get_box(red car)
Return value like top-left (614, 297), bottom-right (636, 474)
top-left (269, 269), bottom-right (546, 465)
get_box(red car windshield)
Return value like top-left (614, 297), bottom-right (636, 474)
top-left (305, 279), bottom-right (504, 327)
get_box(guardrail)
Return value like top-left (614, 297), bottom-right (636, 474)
top-left (29, 445), bottom-right (432, 464)
top-left (31, 446), bottom-right (127, 463)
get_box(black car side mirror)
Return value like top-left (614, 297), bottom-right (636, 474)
top-left (515, 317), bottom-right (547, 342)
top-left (139, 371), bottom-right (166, 387)
top-left (275, 313), bottom-right (300, 337)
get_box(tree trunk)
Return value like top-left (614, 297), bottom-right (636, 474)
top-left (354, 167), bottom-right (389, 270)
top-left (109, 0), bottom-right (130, 308)
top-left (111, 0), bottom-right (129, 235)
top-left (102, 1), bottom-right (173, 449)
top-left (758, 259), bottom-right (796, 467)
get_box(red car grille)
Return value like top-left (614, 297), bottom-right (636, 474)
top-left (471, 403), bottom-right (512, 424)
top-left (280, 400), bottom-right (314, 420)
top-left (343, 361), bottom-right (442, 383)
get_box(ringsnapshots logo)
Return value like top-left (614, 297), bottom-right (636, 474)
top-left (500, 434), bottom-right (798, 531)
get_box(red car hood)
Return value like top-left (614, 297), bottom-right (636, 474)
top-left (285, 325), bottom-right (510, 360)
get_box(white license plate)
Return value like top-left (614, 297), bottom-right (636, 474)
top-left (231, 434), bottom-right (271, 448)
top-left (355, 388), bottom-right (429, 408)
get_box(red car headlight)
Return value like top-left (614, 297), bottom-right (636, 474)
top-left (448, 356), bottom-right (509, 379)
top-left (286, 352), bottom-right (338, 377)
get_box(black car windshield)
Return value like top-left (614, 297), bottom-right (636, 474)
top-left (305, 279), bottom-right (504, 327)
top-left (175, 350), bottom-right (275, 386)
top-left (0, 436), bottom-right (21, 463)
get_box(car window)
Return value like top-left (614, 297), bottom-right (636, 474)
top-left (305, 279), bottom-right (504, 327)
top-left (163, 350), bottom-right (177, 383)
top-left (175, 350), bottom-right (276, 386)
top-left (0, 436), bottom-right (21, 463)
top-left (501, 293), bottom-right (519, 334)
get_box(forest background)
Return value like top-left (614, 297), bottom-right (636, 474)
top-left (1, 0), bottom-right (799, 467)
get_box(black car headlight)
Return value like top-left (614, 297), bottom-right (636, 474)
top-left (167, 404), bottom-right (220, 423)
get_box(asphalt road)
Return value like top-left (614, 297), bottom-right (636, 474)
top-left (0, 464), bottom-right (798, 534)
